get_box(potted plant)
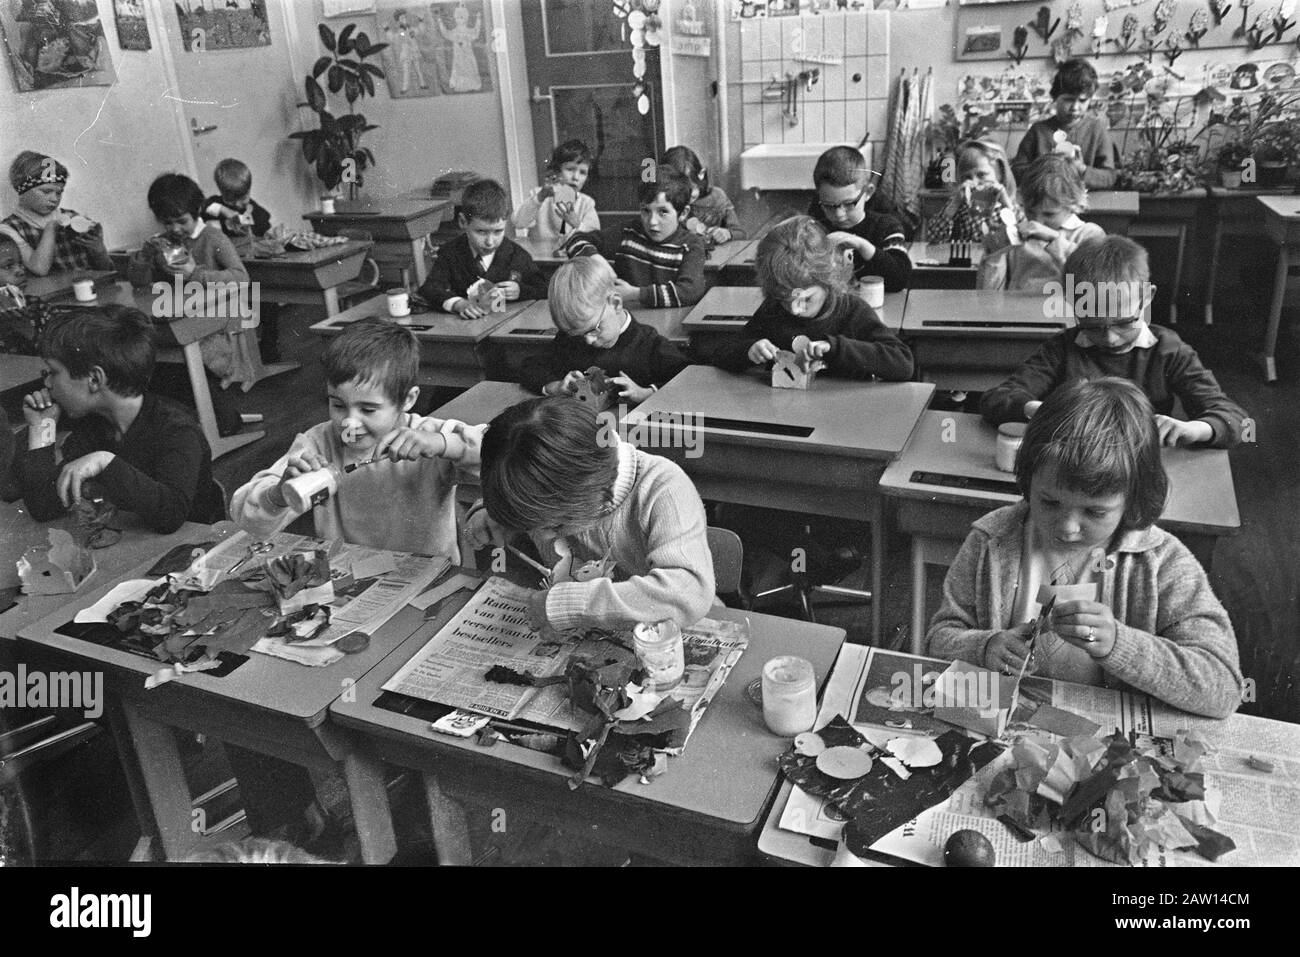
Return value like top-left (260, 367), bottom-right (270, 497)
top-left (925, 105), bottom-right (963, 189)
top-left (1215, 141), bottom-right (1252, 188)
top-left (1253, 122), bottom-right (1299, 188)
top-left (289, 23), bottom-right (388, 204)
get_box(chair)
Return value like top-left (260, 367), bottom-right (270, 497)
top-left (706, 526), bottom-right (747, 608)
top-left (331, 228), bottom-right (383, 310)
top-left (750, 522), bottom-right (872, 624)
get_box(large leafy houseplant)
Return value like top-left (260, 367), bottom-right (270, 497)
top-left (290, 24), bottom-right (388, 200)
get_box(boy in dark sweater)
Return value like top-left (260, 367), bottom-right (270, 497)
top-left (1011, 59), bottom-right (1118, 190)
top-left (712, 215), bottom-right (913, 381)
top-left (19, 306), bottom-right (225, 532)
top-left (808, 145), bottom-right (912, 293)
top-left (981, 237), bottom-right (1247, 449)
top-left (521, 255), bottom-right (691, 402)
top-left (561, 172), bottom-right (707, 308)
top-left (420, 179), bottom-right (548, 317)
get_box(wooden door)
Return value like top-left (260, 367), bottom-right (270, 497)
top-left (520, 0), bottom-right (665, 221)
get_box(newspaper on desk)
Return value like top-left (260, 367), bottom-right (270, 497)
top-left (778, 648), bottom-right (1300, 867)
top-left (178, 531), bottom-right (447, 665)
top-left (382, 576), bottom-right (749, 746)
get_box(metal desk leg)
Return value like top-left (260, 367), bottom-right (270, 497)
top-left (117, 701), bottom-right (198, 861)
top-left (409, 238), bottom-right (429, 286)
top-left (1170, 223), bottom-right (1186, 326)
top-left (1264, 242), bottom-right (1290, 382)
top-left (1205, 220), bottom-right (1223, 325)
top-left (323, 286), bottom-right (341, 317)
top-left (422, 772), bottom-right (473, 866)
top-left (342, 750), bottom-right (396, 864)
top-left (911, 538), bottom-right (926, 655)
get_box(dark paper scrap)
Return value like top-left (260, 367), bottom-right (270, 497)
top-left (1027, 704), bottom-right (1101, 738)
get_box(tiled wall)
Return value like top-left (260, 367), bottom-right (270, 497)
top-left (738, 11), bottom-right (890, 151)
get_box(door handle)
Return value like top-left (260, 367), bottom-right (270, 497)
top-left (190, 117), bottom-right (218, 136)
top-left (530, 86), bottom-right (553, 104)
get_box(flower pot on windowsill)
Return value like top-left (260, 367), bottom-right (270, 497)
top-left (1258, 161), bottom-right (1290, 188)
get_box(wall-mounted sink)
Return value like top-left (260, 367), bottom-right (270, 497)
top-left (740, 142), bottom-right (873, 192)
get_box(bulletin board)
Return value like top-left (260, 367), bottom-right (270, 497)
top-left (955, 0), bottom-right (1300, 63)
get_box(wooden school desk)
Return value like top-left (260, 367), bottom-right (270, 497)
top-left (308, 295), bottom-right (531, 388)
top-left (239, 238), bottom-right (372, 318)
top-left (626, 365), bottom-right (933, 642)
top-left (12, 528), bottom-right (444, 863)
top-left (1258, 196), bottom-right (1300, 383)
top-left (485, 299), bottom-right (693, 382)
top-left (758, 643), bottom-right (1299, 867)
top-left (902, 288), bottom-right (1072, 392)
top-left (879, 411), bottom-right (1242, 651)
top-left (908, 242), bottom-right (982, 290)
top-left (512, 233), bottom-right (755, 282)
top-left (305, 197), bottom-right (452, 288)
top-left (330, 586), bottom-right (845, 866)
top-left (22, 269), bottom-right (119, 301)
top-left (84, 282), bottom-right (267, 459)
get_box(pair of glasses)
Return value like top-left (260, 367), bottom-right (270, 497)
top-left (573, 299), bottom-right (613, 343)
top-left (817, 189), bottom-right (872, 215)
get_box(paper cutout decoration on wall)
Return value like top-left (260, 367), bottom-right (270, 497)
top-left (113, 0), bottom-right (150, 51)
top-left (0, 0), bottom-right (118, 91)
top-left (378, 1), bottom-right (494, 98)
top-left (176, 0), bottom-right (271, 52)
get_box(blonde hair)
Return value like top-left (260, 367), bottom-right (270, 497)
top-left (756, 215), bottom-right (852, 302)
top-left (548, 254), bottom-right (617, 333)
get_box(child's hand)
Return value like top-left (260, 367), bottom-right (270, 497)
top-left (1051, 599), bottom-right (1117, 658)
top-left (609, 371), bottom-right (652, 404)
top-left (612, 279), bottom-right (640, 300)
top-left (453, 298), bottom-right (486, 319)
top-left (559, 369), bottom-right (587, 393)
top-left (375, 426), bottom-right (450, 462)
top-left (57, 451), bottom-right (115, 507)
top-left (465, 506), bottom-right (507, 550)
top-left (538, 185), bottom-right (555, 201)
top-left (556, 202), bottom-right (581, 229)
top-left (798, 339), bottom-right (832, 362)
top-left (22, 388), bottom-right (60, 429)
top-left (984, 622), bottom-right (1038, 676)
top-left (497, 280), bottom-right (521, 301)
top-left (272, 448), bottom-right (327, 508)
top-left (747, 339), bottom-right (779, 364)
top-left (1154, 414), bottom-right (1212, 447)
top-left (826, 231), bottom-right (874, 262)
top-left (708, 227), bottom-right (732, 244)
top-left (1019, 220), bottom-right (1058, 243)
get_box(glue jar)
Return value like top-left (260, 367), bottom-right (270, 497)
top-left (282, 464), bottom-right (344, 512)
top-left (762, 655), bottom-right (817, 737)
top-left (632, 620), bottom-right (685, 692)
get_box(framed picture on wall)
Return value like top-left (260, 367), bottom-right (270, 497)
top-left (376, 0), bottom-right (493, 99)
top-left (0, 0), bottom-right (118, 92)
top-left (176, 0), bottom-right (272, 52)
top-left (113, 0), bottom-right (150, 51)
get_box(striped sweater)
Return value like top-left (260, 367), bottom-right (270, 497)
top-left (562, 223), bottom-right (707, 308)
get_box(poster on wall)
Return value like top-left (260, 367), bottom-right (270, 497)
top-left (176, 0), bottom-right (271, 52)
top-left (376, 1), bottom-right (493, 99)
top-left (113, 0), bottom-right (150, 52)
top-left (0, 0), bottom-right (118, 91)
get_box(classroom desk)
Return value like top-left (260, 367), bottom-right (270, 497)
top-left (878, 411), bottom-right (1241, 651)
top-left (682, 287), bottom-right (909, 361)
top-left (308, 295), bottom-right (530, 388)
top-left (902, 288), bottom-right (1072, 391)
top-left (758, 643), bottom-right (1298, 867)
top-left (1, 353), bottom-right (46, 392)
top-left (484, 300), bottom-right (694, 383)
top-left (86, 281), bottom-right (266, 459)
top-left (908, 242), bottom-right (982, 290)
top-left (511, 233), bottom-right (755, 279)
top-left (626, 365), bottom-right (934, 642)
top-left (22, 270), bottom-right (120, 301)
top-left (239, 238), bottom-right (371, 317)
top-left (330, 585), bottom-right (845, 865)
top-left (1258, 195), bottom-right (1300, 383)
top-left (305, 197), bottom-right (452, 288)
top-left (11, 527), bottom-right (444, 863)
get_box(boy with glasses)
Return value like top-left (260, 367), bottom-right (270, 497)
top-left (523, 255), bottom-right (691, 404)
top-left (980, 237), bottom-right (1246, 449)
top-left (807, 146), bottom-right (912, 292)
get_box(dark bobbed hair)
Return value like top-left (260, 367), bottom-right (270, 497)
top-left (40, 305), bottom-right (156, 397)
top-left (549, 139), bottom-right (594, 171)
top-left (323, 318), bottom-right (419, 407)
top-left (1050, 59), bottom-right (1099, 99)
top-left (1015, 377), bottom-right (1168, 532)
top-left (480, 397), bottom-right (619, 532)
top-left (661, 145), bottom-right (710, 195)
top-left (147, 173), bottom-right (206, 220)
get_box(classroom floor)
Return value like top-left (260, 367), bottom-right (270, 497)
top-left (185, 262), bottom-right (1290, 862)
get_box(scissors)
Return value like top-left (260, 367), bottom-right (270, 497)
top-left (228, 540), bottom-right (274, 575)
top-left (1008, 594), bottom-right (1056, 719)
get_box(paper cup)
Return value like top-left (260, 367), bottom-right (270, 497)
top-left (856, 276), bottom-right (885, 309)
top-left (320, 197), bottom-right (336, 215)
top-left (995, 422), bottom-right (1027, 473)
top-left (387, 289), bottom-right (411, 318)
top-left (72, 278), bottom-right (96, 302)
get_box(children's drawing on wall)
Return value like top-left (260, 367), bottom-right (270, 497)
top-left (728, 0), bottom-right (877, 17)
top-left (112, 0), bottom-right (150, 51)
top-left (377, 1), bottom-right (492, 99)
top-left (176, 0), bottom-right (271, 52)
top-left (0, 0), bottom-right (117, 91)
